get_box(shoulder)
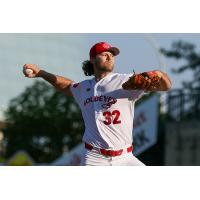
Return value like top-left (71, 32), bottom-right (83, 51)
top-left (109, 73), bottom-right (126, 79)
top-left (80, 78), bottom-right (94, 86)
top-left (71, 78), bottom-right (93, 89)
top-left (111, 73), bottom-right (132, 82)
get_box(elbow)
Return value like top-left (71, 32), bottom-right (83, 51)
top-left (163, 79), bottom-right (172, 91)
top-left (165, 83), bottom-right (172, 91)
top-left (161, 72), bottom-right (172, 91)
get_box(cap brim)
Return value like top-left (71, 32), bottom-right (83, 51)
top-left (108, 47), bottom-right (120, 56)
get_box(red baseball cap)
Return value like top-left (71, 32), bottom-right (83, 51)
top-left (89, 42), bottom-right (120, 59)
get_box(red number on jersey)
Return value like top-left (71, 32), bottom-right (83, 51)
top-left (112, 110), bottom-right (121, 124)
top-left (103, 110), bottom-right (121, 125)
top-left (103, 111), bottom-right (112, 125)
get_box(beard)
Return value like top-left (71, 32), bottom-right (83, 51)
top-left (95, 60), bottom-right (114, 72)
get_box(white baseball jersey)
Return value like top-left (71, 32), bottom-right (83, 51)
top-left (70, 72), bottom-right (145, 149)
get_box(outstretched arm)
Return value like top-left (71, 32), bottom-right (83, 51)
top-left (23, 64), bottom-right (73, 96)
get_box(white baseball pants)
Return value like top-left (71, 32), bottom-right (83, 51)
top-left (80, 147), bottom-right (145, 166)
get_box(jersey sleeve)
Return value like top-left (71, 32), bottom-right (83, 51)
top-left (120, 73), bottom-right (148, 101)
top-left (70, 82), bottom-right (82, 106)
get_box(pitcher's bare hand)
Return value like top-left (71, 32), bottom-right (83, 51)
top-left (23, 64), bottom-right (41, 78)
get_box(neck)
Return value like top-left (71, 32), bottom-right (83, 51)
top-left (94, 71), bottom-right (111, 82)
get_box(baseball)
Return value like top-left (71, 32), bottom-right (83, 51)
top-left (24, 68), bottom-right (33, 75)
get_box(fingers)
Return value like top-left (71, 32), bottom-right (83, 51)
top-left (23, 63), bottom-right (37, 70)
top-left (23, 64), bottom-right (30, 69)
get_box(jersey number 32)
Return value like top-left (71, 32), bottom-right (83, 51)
top-left (103, 110), bottom-right (121, 125)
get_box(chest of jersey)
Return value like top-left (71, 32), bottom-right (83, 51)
top-left (81, 74), bottom-right (124, 112)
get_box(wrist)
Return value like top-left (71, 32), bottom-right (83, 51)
top-left (37, 70), bottom-right (45, 78)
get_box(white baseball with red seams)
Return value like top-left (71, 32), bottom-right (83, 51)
top-left (24, 68), bottom-right (33, 75)
top-left (70, 72), bottom-right (146, 166)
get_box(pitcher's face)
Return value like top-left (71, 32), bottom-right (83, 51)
top-left (93, 51), bottom-right (115, 72)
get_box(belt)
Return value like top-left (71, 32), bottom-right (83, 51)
top-left (84, 143), bottom-right (133, 157)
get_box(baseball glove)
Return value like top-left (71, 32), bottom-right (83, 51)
top-left (122, 70), bottom-right (163, 90)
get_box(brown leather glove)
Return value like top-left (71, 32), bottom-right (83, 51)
top-left (122, 71), bottom-right (163, 90)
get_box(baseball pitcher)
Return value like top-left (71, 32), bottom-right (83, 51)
top-left (23, 42), bottom-right (172, 166)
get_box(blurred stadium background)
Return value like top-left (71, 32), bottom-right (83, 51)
top-left (0, 33), bottom-right (200, 166)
